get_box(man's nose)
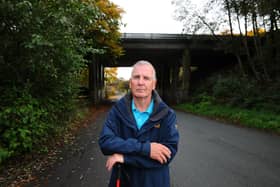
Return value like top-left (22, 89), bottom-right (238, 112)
top-left (138, 77), bottom-right (144, 84)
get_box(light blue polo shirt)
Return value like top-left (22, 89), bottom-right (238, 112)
top-left (132, 99), bottom-right (154, 130)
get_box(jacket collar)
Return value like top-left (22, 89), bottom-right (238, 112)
top-left (118, 90), bottom-right (169, 122)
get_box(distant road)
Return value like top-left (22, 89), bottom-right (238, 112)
top-left (26, 108), bottom-right (280, 187)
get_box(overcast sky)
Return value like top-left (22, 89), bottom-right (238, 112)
top-left (110, 0), bottom-right (204, 79)
top-left (111, 0), bottom-right (184, 33)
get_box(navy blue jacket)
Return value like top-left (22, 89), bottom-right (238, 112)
top-left (99, 91), bottom-right (179, 187)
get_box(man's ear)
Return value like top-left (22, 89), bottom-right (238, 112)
top-left (153, 80), bottom-right (157, 89)
top-left (129, 79), bottom-right (132, 89)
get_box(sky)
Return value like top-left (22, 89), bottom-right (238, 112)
top-left (111, 0), bottom-right (184, 34)
top-left (111, 0), bottom-right (184, 79)
top-left (117, 67), bottom-right (132, 80)
top-left (110, 0), bottom-right (205, 79)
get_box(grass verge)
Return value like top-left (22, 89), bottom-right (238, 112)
top-left (175, 103), bottom-right (280, 135)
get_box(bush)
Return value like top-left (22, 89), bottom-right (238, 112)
top-left (0, 89), bottom-right (49, 164)
top-left (213, 75), bottom-right (253, 106)
top-left (206, 72), bottom-right (280, 113)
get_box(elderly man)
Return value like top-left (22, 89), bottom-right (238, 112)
top-left (99, 60), bottom-right (179, 187)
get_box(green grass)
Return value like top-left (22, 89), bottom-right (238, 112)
top-left (175, 102), bottom-right (280, 134)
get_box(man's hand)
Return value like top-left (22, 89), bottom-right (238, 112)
top-left (106, 153), bottom-right (124, 171)
top-left (150, 142), bottom-right (171, 164)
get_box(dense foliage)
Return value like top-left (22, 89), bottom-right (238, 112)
top-left (189, 67), bottom-right (280, 110)
top-left (0, 0), bottom-right (123, 164)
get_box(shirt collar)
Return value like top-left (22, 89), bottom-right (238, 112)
top-left (132, 99), bottom-right (154, 114)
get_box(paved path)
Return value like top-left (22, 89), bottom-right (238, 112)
top-left (27, 108), bottom-right (280, 187)
top-left (171, 111), bottom-right (280, 187)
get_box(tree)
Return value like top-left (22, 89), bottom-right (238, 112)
top-left (172, 0), bottom-right (280, 81)
top-left (0, 0), bottom-right (124, 164)
top-left (84, 0), bottom-right (124, 57)
top-left (172, 0), bottom-right (228, 35)
top-left (104, 67), bottom-right (118, 84)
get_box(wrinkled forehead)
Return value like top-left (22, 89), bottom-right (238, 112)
top-left (131, 64), bottom-right (155, 78)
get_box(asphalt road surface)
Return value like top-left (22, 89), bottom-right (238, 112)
top-left (27, 108), bottom-right (280, 187)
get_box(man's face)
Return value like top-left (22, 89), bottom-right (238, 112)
top-left (129, 64), bottom-right (156, 99)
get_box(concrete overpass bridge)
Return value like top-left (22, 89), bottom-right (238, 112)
top-left (88, 33), bottom-right (236, 104)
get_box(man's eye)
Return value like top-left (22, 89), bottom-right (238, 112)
top-left (144, 77), bottom-right (151, 80)
top-left (132, 76), bottom-right (140, 80)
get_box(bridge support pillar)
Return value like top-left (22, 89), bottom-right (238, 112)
top-left (161, 49), bottom-right (191, 104)
top-left (89, 56), bottom-right (104, 105)
top-left (159, 62), bottom-right (172, 103)
top-left (171, 61), bottom-right (180, 104)
top-left (159, 60), bottom-right (180, 104)
top-left (181, 49), bottom-right (191, 101)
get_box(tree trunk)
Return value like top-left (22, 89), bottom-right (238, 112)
top-left (242, 13), bottom-right (260, 80)
top-left (252, 12), bottom-right (270, 81)
top-left (234, 5), bottom-right (259, 80)
top-left (226, 0), bottom-right (246, 76)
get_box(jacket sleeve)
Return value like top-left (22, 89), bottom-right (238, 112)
top-left (124, 110), bottom-right (179, 168)
top-left (98, 107), bottom-right (150, 156)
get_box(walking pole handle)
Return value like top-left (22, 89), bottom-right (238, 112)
top-left (116, 163), bottom-right (121, 187)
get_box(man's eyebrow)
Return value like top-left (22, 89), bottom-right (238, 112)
top-left (144, 75), bottom-right (152, 79)
top-left (132, 74), bottom-right (152, 79)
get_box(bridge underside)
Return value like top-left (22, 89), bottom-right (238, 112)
top-left (88, 33), bottom-right (236, 104)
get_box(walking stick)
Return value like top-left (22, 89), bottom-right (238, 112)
top-left (116, 163), bottom-right (121, 187)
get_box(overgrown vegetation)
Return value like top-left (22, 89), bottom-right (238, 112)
top-left (0, 0), bottom-right (123, 164)
top-left (177, 71), bottom-right (280, 133)
top-left (173, 0), bottom-right (280, 133)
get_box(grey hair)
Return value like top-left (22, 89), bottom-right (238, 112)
top-left (131, 60), bottom-right (157, 80)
